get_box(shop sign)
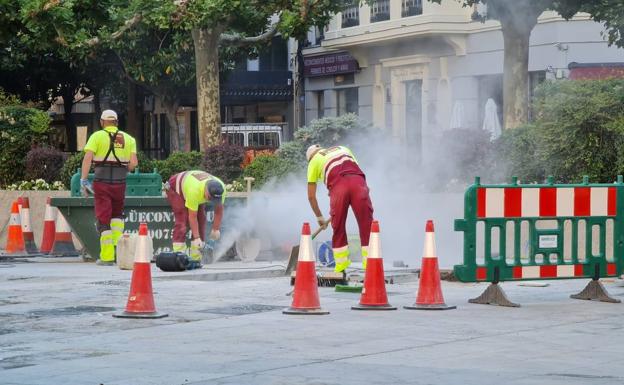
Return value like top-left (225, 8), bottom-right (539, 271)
top-left (304, 52), bottom-right (359, 78)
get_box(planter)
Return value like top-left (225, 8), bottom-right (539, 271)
top-left (0, 190), bottom-right (75, 250)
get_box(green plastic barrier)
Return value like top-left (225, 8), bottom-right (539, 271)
top-left (50, 195), bottom-right (247, 260)
top-left (454, 176), bottom-right (624, 306)
top-left (69, 169), bottom-right (162, 197)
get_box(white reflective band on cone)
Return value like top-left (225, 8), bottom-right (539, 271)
top-left (369, 232), bottom-right (382, 259)
top-left (21, 208), bottom-right (32, 232)
top-left (423, 232), bottom-right (436, 259)
top-left (56, 213), bottom-right (72, 233)
top-left (134, 234), bottom-right (151, 263)
top-left (44, 204), bottom-right (57, 221)
top-left (298, 234), bottom-right (315, 262)
top-left (9, 213), bottom-right (20, 225)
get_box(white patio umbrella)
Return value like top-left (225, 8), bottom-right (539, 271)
top-left (482, 98), bottom-right (502, 141)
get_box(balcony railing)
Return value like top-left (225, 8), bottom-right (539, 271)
top-left (342, 4), bottom-right (360, 28)
top-left (402, 0), bottom-right (423, 17)
top-left (370, 0), bottom-right (390, 23)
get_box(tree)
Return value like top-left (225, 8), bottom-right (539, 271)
top-left (435, 0), bottom-right (624, 129)
top-left (111, 26), bottom-right (196, 152)
top-left (0, 0), bottom-right (118, 151)
top-left (118, 0), bottom-right (344, 150)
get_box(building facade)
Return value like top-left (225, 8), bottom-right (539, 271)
top-left (143, 36), bottom-right (297, 158)
top-left (302, 0), bottom-right (624, 162)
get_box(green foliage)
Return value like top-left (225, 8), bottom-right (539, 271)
top-left (0, 89), bottom-right (22, 107)
top-left (294, 114), bottom-right (371, 147)
top-left (59, 152), bottom-right (86, 189)
top-left (240, 115), bottom-right (371, 189)
top-left (136, 151), bottom-right (157, 173)
top-left (25, 147), bottom-right (68, 183)
top-left (154, 151), bottom-right (204, 182)
top-left (497, 79), bottom-right (624, 183)
top-left (0, 106), bottom-right (50, 187)
top-left (243, 154), bottom-right (295, 188)
top-left (276, 140), bottom-right (306, 171)
top-left (204, 144), bottom-right (244, 183)
top-left (495, 125), bottom-right (544, 183)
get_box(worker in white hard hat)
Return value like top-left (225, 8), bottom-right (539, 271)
top-left (306, 144), bottom-right (374, 273)
top-left (81, 109), bottom-right (138, 266)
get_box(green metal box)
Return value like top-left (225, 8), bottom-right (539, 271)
top-left (69, 169), bottom-right (162, 197)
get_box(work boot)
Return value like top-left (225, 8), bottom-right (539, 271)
top-left (334, 259), bottom-right (351, 273)
top-left (110, 218), bottom-right (124, 246)
top-left (99, 230), bottom-right (116, 265)
top-left (96, 259), bottom-right (115, 266)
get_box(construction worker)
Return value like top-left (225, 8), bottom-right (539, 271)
top-left (80, 109), bottom-right (138, 266)
top-left (306, 144), bottom-right (373, 273)
top-left (164, 170), bottom-right (226, 263)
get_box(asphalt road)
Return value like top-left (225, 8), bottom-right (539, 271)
top-left (1, 259), bottom-right (623, 385)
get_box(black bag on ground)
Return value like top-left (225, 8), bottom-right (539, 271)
top-left (155, 252), bottom-right (189, 272)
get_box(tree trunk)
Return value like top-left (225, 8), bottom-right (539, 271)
top-left (126, 82), bottom-right (141, 141)
top-left (61, 86), bottom-right (77, 152)
top-left (162, 97), bottom-right (181, 152)
top-left (501, 22), bottom-right (533, 129)
top-left (192, 28), bottom-right (222, 151)
top-left (92, 89), bottom-right (101, 136)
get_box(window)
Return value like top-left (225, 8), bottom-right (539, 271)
top-left (370, 0), bottom-right (390, 22)
top-left (402, 0), bottom-right (422, 17)
top-left (223, 132), bottom-right (245, 147)
top-left (342, 3), bottom-right (360, 28)
top-left (259, 37), bottom-right (288, 71)
top-left (337, 88), bottom-right (359, 116)
top-left (249, 132), bottom-right (280, 148)
top-left (316, 91), bottom-right (325, 119)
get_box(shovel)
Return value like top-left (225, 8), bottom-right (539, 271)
top-left (285, 220), bottom-right (330, 275)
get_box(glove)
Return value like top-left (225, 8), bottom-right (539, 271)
top-left (317, 216), bottom-right (329, 229)
top-left (80, 179), bottom-right (94, 197)
top-left (209, 229), bottom-right (221, 241)
top-left (190, 238), bottom-right (205, 250)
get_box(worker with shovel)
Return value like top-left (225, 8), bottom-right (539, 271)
top-left (164, 170), bottom-right (226, 266)
top-left (306, 144), bottom-right (374, 273)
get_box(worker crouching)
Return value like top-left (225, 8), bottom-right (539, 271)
top-left (306, 144), bottom-right (373, 273)
top-left (165, 170), bottom-right (226, 265)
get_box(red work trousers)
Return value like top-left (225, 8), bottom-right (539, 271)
top-left (93, 181), bottom-right (126, 233)
top-left (329, 175), bottom-right (374, 252)
top-left (166, 176), bottom-right (206, 243)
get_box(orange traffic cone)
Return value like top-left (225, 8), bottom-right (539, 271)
top-left (40, 197), bottom-right (57, 254)
top-left (352, 220), bottom-right (397, 310)
top-left (114, 223), bottom-right (167, 319)
top-left (405, 220), bottom-right (456, 310)
top-left (283, 223), bottom-right (329, 315)
top-left (50, 211), bottom-right (79, 257)
top-left (18, 197), bottom-right (39, 254)
top-left (4, 201), bottom-right (25, 255)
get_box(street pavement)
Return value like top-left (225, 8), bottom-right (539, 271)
top-left (1, 258), bottom-right (623, 385)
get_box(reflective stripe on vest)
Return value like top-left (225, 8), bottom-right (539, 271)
top-left (93, 129), bottom-right (128, 183)
top-left (323, 153), bottom-right (357, 185)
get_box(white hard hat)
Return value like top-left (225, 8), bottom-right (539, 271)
top-left (306, 144), bottom-right (322, 162)
top-left (100, 109), bottom-right (118, 120)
